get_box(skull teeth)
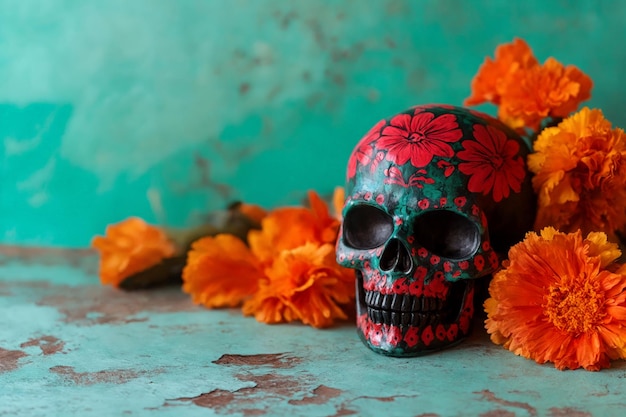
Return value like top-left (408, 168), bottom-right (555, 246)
top-left (365, 291), bottom-right (443, 312)
top-left (364, 290), bottom-right (446, 327)
top-left (367, 307), bottom-right (438, 328)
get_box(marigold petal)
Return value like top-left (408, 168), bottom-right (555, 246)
top-left (552, 65), bottom-right (593, 117)
top-left (465, 38), bottom-right (538, 106)
top-left (537, 227), bottom-right (562, 241)
top-left (496, 56), bottom-right (592, 131)
top-left (182, 234), bottom-right (263, 308)
top-left (91, 217), bottom-right (176, 287)
top-left (551, 178), bottom-right (580, 205)
top-left (248, 191), bottom-right (340, 264)
top-left (248, 207), bottom-right (317, 264)
top-left (243, 243), bottom-right (355, 328)
top-left (309, 190), bottom-right (331, 223)
top-left (584, 232), bottom-right (622, 267)
top-left (606, 305), bottom-right (626, 321)
top-left (530, 108), bottom-right (626, 235)
top-left (243, 294), bottom-right (293, 325)
top-left (238, 203), bottom-right (268, 224)
top-left (597, 325), bottom-right (626, 349)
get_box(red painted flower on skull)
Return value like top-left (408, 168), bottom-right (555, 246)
top-left (376, 110), bottom-right (463, 168)
top-left (457, 124), bottom-right (526, 202)
top-left (347, 120), bottom-right (385, 179)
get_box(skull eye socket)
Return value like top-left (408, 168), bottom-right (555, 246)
top-left (343, 204), bottom-right (394, 249)
top-left (413, 210), bottom-right (480, 259)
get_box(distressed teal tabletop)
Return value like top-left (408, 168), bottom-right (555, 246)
top-left (1, 247), bottom-right (625, 417)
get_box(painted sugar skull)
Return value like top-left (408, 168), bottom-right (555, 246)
top-left (336, 104), bottom-right (535, 356)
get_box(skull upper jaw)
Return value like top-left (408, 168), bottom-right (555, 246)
top-left (354, 270), bottom-right (476, 356)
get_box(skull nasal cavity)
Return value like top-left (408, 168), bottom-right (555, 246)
top-left (380, 238), bottom-right (412, 273)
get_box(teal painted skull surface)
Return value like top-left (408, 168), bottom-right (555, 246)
top-left (336, 105), bottom-right (536, 356)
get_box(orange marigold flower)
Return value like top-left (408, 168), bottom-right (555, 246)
top-left (180, 189), bottom-right (355, 328)
top-left (92, 217), bottom-right (176, 287)
top-left (242, 243), bottom-right (355, 328)
top-left (528, 107), bottom-right (626, 237)
top-left (465, 38), bottom-right (538, 106)
top-left (485, 227), bottom-right (626, 371)
top-left (465, 38), bottom-right (592, 131)
top-left (498, 57), bottom-right (593, 130)
top-left (182, 234), bottom-right (263, 308)
top-left (248, 191), bottom-right (340, 265)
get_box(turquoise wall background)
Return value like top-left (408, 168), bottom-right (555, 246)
top-left (1, 0), bottom-right (625, 248)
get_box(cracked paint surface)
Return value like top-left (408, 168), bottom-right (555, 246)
top-left (2, 247), bottom-right (626, 416)
top-left (170, 353), bottom-right (346, 414)
top-left (20, 335), bottom-right (66, 355)
top-left (49, 366), bottom-right (149, 386)
top-left (0, 348), bottom-right (28, 373)
top-left (212, 353), bottom-right (302, 368)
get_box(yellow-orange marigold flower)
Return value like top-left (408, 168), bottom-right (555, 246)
top-left (498, 57), bottom-right (593, 130)
top-left (182, 234), bottom-right (263, 308)
top-left (485, 227), bottom-right (626, 371)
top-left (528, 107), bottom-right (626, 238)
top-left (465, 38), bottom-right (538, 106)
top-left (92, 217), bottom-right (176, 287)
top-left (242, 243), bottom-right (355, 328)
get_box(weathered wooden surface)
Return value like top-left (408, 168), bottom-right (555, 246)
top-left (1, 247), bottom-right (625, 416)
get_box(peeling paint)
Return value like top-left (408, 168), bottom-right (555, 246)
top-left (20, 335), bottom-right (65, 355)
top-left (0, 348), bottom-right (27, 373)
top-left (170, 352), bottom-right (335, 414)
top-left (0, 245), bottom-right (95, 273)
top-left (287, 385), bottom-right (343, 405)
top-left (49, 365), bottom-right (146, 385)
top-left (172, 372), bottom-right (330, 415)
top-left (236, 372), bottom-right (306, 398)
top-left (172, 362), bottom-right (423, 416)
top-left (330, 408), bottom-right (359, 417)
top-left (36, 285), bottom-right (196, 325)
top-left (548, 407), bottom-right (593, 417)
top-left (479, 410), bottom-right (516, 417)
top-left (475, 390), bottom-right (537, 416)
top-left (176, 390), bottom-right (236, 410)
top-left (212, 353), bottom-right (302, 369)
